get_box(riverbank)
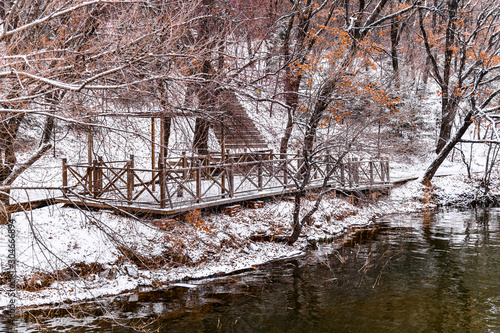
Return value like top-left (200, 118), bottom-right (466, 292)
top-left (0, 172), bottom-right (498, 310)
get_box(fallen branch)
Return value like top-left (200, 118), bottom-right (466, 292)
top-left (2, 143), bottom-right (52, 187)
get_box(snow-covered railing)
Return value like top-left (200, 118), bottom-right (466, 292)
top-left (61, 153), bottom-right (391, 210)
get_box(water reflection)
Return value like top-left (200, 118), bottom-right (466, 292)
top-left (5, 207), bottom-right (500, 332)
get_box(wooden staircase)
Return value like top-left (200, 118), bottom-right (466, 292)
top-left (212, 89), bottom-right (268, 151)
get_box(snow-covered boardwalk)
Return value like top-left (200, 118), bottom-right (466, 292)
top-left (53, 152), bottom-right (392, 216)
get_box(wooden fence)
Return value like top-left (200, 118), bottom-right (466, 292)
top-left (62, 152), bottom-right (390, 211)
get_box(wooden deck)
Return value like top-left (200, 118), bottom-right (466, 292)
top-left (50, 152), bottom-right (392, 216)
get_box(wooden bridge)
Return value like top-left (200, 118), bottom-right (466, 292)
top-left (55, 151), bottom-right (391, 216)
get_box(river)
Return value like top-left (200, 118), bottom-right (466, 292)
top-left (4, 207), bottom-right (500, 332)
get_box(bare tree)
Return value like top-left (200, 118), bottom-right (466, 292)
top-left (287, 0), bottom-right (416, 243)
top-left (420, 1), bottom-right (500, 184)
top-left (0, 0), bottom-right (205, 205)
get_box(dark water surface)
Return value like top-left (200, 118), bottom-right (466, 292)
top-left (5, 207), bottom-right (500, 332)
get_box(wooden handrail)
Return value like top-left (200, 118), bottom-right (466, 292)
top-left (62, 155), bottom-right (391, 208)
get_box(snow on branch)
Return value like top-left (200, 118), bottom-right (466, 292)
top-left (0, 1), bottom-right (130, 41)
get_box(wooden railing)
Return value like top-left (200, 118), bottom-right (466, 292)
top-left (62, 152), bottom-right (390, 210)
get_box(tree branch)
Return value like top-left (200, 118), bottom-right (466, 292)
top-left (2, 143), bottom-right (52, 186)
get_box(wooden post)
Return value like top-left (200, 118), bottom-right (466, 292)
top-left (283, 155), bottom-right (288, 186)
top-left (127, 155), bottom-right (134, 203)
top-left (385, 158), bottom-right (390, 183)
top-left (97, 156), bottom-right (103, 194)
top-left (353, 158), bottom-right (359, 185)
top-left (92, 159), bottom-right (99, 198)
top-left (326, 150), bottom-right (331, 176)
top-left (151, 117), bottom-right (156, 192)
top-left (87, 118), bottom-right (93, 165)
top-left (182, 151), bottom-right (188, 177)
top-left (87, 116), bottom-right (93, 195)
top-left (129, 154), bottom-right (135, 186)
top-left (178, 151), bottom-right (186, 198)
top-left (348, 158), bottom-right (353, 188)
top-left (159, 162), bottom-right (165, 208)
top-left (204, 152), bottom-right (209, 178)
top-left (369, 161), bottom-right (374, 185)
top-left (221, 125), bottom-right (225, 159)
top-left (160, 115), bottom-right (164, 162)
top-left (380, 160), bottom-right (385, 182)
top-left (62, 158), bottom-right (68, 195)
top-left (258, 154), bottom-right (263, 190)
top-left (269, 149), bottom-right (274, 176)
top-left (340, 161), bottom-right (345, 185)
top-left (229, 157), bottom-right (234, 198)
top-left (221, 149), bottom-right (226, 198)
top-left (196, 160), bottom-right (202, 203)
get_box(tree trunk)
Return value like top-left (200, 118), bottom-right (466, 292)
top-left (0, 113), bottom-right (24, 183)
top-left (436, 97), bottom-right (459, 153)
top-left (422, 109), bottom-right (473, 185)
top-left (390, 16), bottom-right (400, 86)
top-left (160, 113), bottom-right (171, 161)
top-left (435, 0), bottom-right (459, 154)
top-left (288, 192), bottom-right (303, 244)
top-left (40, 115), bottom-right (55, 146)
top-left (193, 118), bottom-right (210, 155)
